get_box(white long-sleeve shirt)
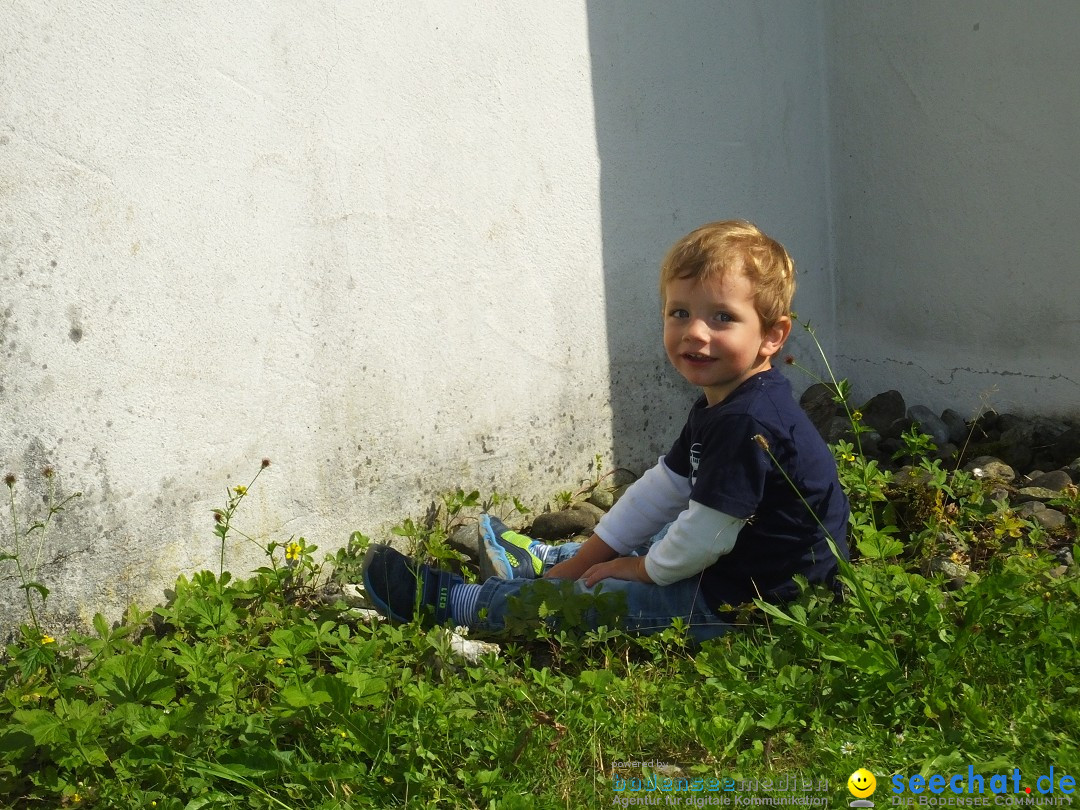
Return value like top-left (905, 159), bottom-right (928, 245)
top-left (593, 456), bottom-right (746, 586)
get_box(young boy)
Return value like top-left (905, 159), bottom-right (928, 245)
top-left (363, 220), bottom-right (849, 643)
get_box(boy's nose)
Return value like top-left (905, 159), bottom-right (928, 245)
top-left (684, 318), bottom-right (709, 341)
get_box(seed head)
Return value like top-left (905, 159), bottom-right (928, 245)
top-left (261, 458), bottom-right (271, 469)
top-left (212, 511), bottom-right (223, 524)
top-left (752, 434), bottom-right (770, 452)
top-left (42, 466), bottom-right (55, 479)
top-left (3, 473), bottom-right (14, 488)
top-left (784, 355), bottom-right (795, 365)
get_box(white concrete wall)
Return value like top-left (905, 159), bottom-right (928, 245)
top-left (826, 2), bottom-right (1080, 418)
top-left (2, 3), bottom-right (618, 629)
top-left (2, 2), bottom-right (837, 630)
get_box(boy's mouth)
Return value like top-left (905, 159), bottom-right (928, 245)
top-left (682, 352), bottom-right (714, 364)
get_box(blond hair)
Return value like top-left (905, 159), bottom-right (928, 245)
top-left (660, 220), bottom-right (795, 330)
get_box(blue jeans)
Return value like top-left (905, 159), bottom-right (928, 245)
top-left (471, 539), bottom-right (734, 644)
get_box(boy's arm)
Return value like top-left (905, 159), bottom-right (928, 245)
top-left (544, 456), bottom-right (692, 583)
top-left (578, 502), bottom-right (745, 587)
top-left (591, 457), bottom-right (691, 554)
top-left (544, 533), bottom-right (619, 580)
top-left (641, 502), bottom-right (745, 585)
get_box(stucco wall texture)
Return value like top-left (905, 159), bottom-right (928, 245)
top-left (2, 4), bottom-right (620, 629)
top-left (827, 2), bottom-right (1080, 416)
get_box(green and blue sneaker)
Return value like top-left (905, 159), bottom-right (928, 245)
top-left (479, 513), bottom-right (544, 581)
top-left (362, 544), bottom-right (462, 626)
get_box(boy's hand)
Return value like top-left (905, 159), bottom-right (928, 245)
top-left (544, 533), bottom-right (618, 581)
top-left (582, 555), bottom-right (653, 588)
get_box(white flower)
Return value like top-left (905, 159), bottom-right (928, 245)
top-left (840, 742), bottom-right (856, 756)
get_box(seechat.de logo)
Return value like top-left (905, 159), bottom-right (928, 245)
top-left (849, 769), bottom-right (878, 808)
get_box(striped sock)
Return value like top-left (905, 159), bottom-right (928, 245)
top-left (529, 541), bottom-right (553, 564)
top-left (449, 583), bottom-right (483, 626)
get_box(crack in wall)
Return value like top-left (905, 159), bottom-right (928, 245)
top-left (838, 354), bottom-right (1080, 389)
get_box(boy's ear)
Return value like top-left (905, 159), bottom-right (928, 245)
top-left (760, 316), bottom-right (792, 358)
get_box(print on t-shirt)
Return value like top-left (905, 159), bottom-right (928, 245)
top-left (689, 443), bottom-right (702, 486)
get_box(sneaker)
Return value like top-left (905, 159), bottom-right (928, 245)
top-left (362, 544), bottom-right (461, 626)
top-left (478, 513), bottom-right (543, 581)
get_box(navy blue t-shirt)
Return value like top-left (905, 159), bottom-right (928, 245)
top-left (664, 367), bottom-right (849, 609)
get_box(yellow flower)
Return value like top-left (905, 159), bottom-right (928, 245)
top-left (285, 542), bottom-right (302, 561)
top-left (233, 485), bottom-right (248, 496)
top-left (277, 658), bottom-right (285, 665)
top-left (843, 453), bottom-right (856, 463)
top-left (851, 410), bottom-right (863, 421)
top-left (42, 636), bottom-right (55, 645)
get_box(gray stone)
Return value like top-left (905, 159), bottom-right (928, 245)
top-left (1066, 458), bottom-right (1080, 482)
top-left (573, 501), bottom-right (608, 522)
top-left (887, 416), bottom-right (915, 442)
top-left (530, 507), bottom-right (598, 540)
top-left (1030, 453), bottom-right (1061, 474)
top-left (879, 436), bottom-right (904, 460)
top-left (448, 524), bottom-right (480, 556)
top-left (907, 405), bottom-right (951, 447)
top-left (963, 456), bottom-right (1016, 484)
top-left (1012, 487), bottom-right (1060, 504)
top-left (1031, 509), bottom-right (1067, 530)
top-left (934, 442), bottom-right (959, 463)
top-left (930, 556), bottom-right (974, 588)
top-left (968, 410), bottom-right (997, 441)
top-left (1015, 501), bottom-right (1046, 518)
top-left (609, 468), bottom-right (638, 488)
top-left (896, 466), bottom-right (934, 487)
top-left (588, 488), bottom-right (615, 510)
top-left (800, 383), bottom-right (844, 436)
top-left (856, 431), bottom-right (881, 458)
top-left (1052, 428), bottom-right (1080, 466)
top-left (941, 408), bottom-right (970, 445)
top-left (998, 422), bottom-right (1035, 471)
top-left (1032, 416), bottom-right (1071, 444)
top-left (860, 390), bottom-right (906, 435)
top-left (995, 412), bottom-right (1027, 434)
top-left (1026, 470), bottom-right (1072, 493)
top-left (339, 583), bottom-right (371, 608)
top-left (824, 415), bottom-right (856, 444)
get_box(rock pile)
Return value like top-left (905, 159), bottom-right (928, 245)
top-left (800, 384), bottom-right (1080, 532)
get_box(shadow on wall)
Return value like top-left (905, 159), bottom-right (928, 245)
top-left (586, 2), bottom-right (833, 469)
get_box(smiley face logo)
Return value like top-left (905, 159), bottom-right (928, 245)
top-left (848, 769), bottom-right (877, 798)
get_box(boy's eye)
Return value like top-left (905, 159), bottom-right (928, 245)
top-left (668, 308), bottom-right (689, 319)
top-left (714, 312), bottom-right (734, 323)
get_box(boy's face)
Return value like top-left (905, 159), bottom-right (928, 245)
top-left (663, 267), bottom-right (790, 406)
